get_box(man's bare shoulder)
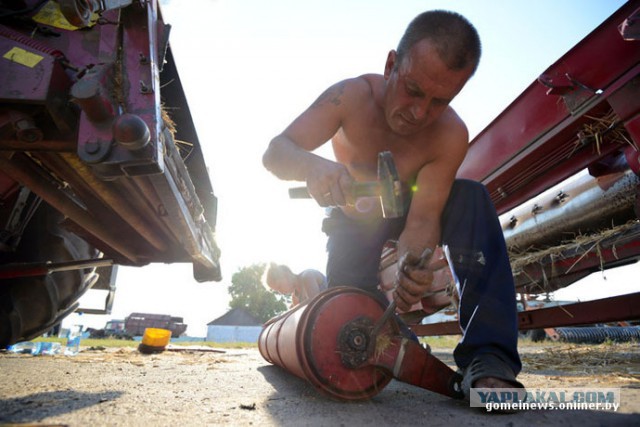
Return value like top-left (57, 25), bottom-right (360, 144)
top-left (436, 107), bottom-right (470, 150)
top-left (354, 74), bottom-right (384, 100)
top-left (312, 75), bottom-right (381, 108)
top-left (300, 269), bottom-right (327, 283)
top-left (357, 73), bottom-right (384, 87)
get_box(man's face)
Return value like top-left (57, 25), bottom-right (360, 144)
top-left (383, 39), bottom-right (473, 135)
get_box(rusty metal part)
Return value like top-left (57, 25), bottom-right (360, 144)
top-left (0, 153), bottom-right (139, 262)
top-left (148, 153), bottom-right (220, 277)
top-left (27, 151), bottom-right (160, 261)
top-left (337, 316), bottom-right (374, 369)
top-left (516, 292), bottom-right (640, 330)
top-left (58, 153), bottom-right (169, 252)
top-left (58, 0), bottom-right (96, 27)
top-left (126, 176), bottom-right (184, 245)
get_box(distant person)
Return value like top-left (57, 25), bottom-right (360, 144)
top-left (262, 10), bottom-right (524, 398)
top-left (265, 263), bottom-right (327, 307)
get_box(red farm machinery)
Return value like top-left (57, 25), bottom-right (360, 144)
top-left (433, 0), bottom-right (640, 340)
top-left (0, 0), bottom-right (221, 348)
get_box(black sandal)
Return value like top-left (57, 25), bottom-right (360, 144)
top-left (462, 353), bottom-right (525, 398)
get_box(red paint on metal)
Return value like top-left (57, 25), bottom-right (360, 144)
top-left (411, 292), bottom-right (640, 336)
top-left (369, 336), bottom-right (463, 398)
top-left (259, 287), bottom-right (392, 400)
top-left (458, 1), bottom-right (640, 214)
top-left (624, 145), bottom-right (640, 175)
top-left (259, 287), bottom-right (464, 400)
top-left (514, 226), bottom-right (640, 292)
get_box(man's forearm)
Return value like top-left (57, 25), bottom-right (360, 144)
top-left (263, 134), bottom-right (323, 182)
top-left (397, 220), bottom-right (440, 261)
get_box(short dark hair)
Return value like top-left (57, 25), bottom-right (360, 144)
top-left (396, 10), bottom-right (481, 75)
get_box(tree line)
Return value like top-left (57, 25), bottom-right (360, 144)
top-left (227, 263), bottom-right (288, 322)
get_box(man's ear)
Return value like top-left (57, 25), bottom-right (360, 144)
top-left (384, 50), bottom-right (397, 80)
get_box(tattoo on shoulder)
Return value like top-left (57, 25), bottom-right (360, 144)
top-left (312, 82), bottom-right (346, 108)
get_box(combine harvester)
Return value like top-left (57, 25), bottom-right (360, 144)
top-left (0, 0), bottom-right (221, 348)
top-left (259, 1), bottom-right (640, 401)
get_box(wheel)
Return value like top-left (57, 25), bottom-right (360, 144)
top-left (528, 329), bottom-right (547, 342)
top-left (0, 203), bottom-right (98, 348)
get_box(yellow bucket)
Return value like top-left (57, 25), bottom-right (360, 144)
top-left (139, 328), bottom-right (171, 353)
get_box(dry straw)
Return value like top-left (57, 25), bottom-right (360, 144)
top-left (509, 220), bottom-right (640, 293)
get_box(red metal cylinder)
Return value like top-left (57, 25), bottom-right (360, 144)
top-left (259, 287), bottom-right (393, 401)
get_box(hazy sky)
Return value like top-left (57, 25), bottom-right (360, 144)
top-left (69, 0), bottom-right (635, 337)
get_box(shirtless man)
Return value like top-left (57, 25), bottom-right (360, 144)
top-left (265, 263), bottom-right (327, 307)
top-left (263, 10), bottom-right (523, 396)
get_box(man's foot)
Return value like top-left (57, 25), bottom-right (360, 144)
top-left (462, 353), bottom-right (525, 396)
top-left (462, 354), bottom-right (526, 413)
top-left (474, 376), bottom-right (516, 389)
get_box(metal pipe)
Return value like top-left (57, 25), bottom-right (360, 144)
top-left (259, 287), bottom-right (393, 401)
top-left (0, 153), bottom-right (139, 262)
top-left (502, 168), bottom-right (639, 250)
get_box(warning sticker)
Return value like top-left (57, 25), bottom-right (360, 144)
top-left (3, 47), bottom-right (44, 68)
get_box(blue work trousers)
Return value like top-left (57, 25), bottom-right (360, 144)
top-left (322, 179), bottom-right (521, 374)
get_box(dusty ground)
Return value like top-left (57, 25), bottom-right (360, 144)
top-left (0, 341), bottom-right (639, 426)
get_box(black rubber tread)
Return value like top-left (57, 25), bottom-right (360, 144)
top-left (0, 203), bottom-right (97, 348)
top-left (556, 326), bottom-right (640, 344)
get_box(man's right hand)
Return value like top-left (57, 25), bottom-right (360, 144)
top-left (305, 158), bottom-right (354, 207)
